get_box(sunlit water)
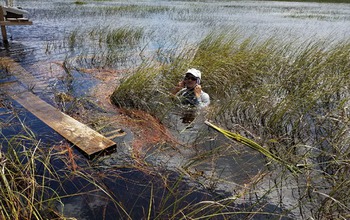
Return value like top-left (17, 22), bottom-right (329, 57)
top-left (0, 0), bottom-right (349, 219)
top-left (4, 0), bottom-right (350, 65)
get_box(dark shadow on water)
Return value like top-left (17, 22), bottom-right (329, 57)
top-left (0, 41), bottom-right (36, 64)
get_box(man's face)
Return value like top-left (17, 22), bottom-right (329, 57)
top-left (184, 73), bottom-right (197, 89)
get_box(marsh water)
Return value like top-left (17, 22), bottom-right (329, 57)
top-left (1, 0), bottom-right (350, 219)
top-left (3, 0), bottom-right (350, 64)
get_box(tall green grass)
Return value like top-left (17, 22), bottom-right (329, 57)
top-left (110, 47), bottom-right (197, 118)
top-left (110, 31), bottom-right (350, 219)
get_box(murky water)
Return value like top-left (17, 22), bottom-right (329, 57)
top-left (1, 0), bottom-right (349, 219)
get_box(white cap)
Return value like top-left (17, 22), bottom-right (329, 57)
top-left (186, 68), bottom-right (201, 79)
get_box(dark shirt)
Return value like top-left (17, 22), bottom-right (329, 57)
top-left (179, 88), bottom-right (199, 106)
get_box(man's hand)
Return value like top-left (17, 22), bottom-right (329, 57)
top-left (172, 81), bottom-right (185, 95)
top-left (177, 81), bottom-right (185, 88)
top-left (194, 85), bottom-right (202, 98)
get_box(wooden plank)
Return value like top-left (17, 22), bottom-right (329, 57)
top-left (0, 58), bottom-right (116, 156)
top-left (0, 20), bottom-right (33, 26)
top-left (9, 89), bottom-right (116, 156)
top-left (0, 57), bottom-right (48, 92)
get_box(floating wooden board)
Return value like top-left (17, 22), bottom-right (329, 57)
top-left (0, 58), bottom-right (116, 157)
top-left (0, 57), bottom-right (39, 87)
top-left (9, 89), bottom-right (116, 156)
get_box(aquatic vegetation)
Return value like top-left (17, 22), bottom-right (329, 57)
top-left (0, 124), bottom-right (63, 219)
top-left (62, 26), bottom-right (147, 68)
top-left (111, 64), bottom-right (166, 111)
top-left (106, 26), bottom-right (144, 48)
top-left (104, 4), bottom-right (171, 15)
top-left (111, 31), bottom-right (350, 219)
top-left (66, 26), bottom-right (145, 49)
top-left (5, 0), bottom-right (350, 219)
top-left (110, 46), bottom-right (199, 118)
top-left (0, 122), bottom-right (282, 219)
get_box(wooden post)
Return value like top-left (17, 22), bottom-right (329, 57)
top-left (0, 6), bottom-right (8, 44)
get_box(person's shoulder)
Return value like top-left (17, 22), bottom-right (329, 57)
top-left (200, 91), bottom-right (210, 105)
top-left (201, 90), bottom-right (209, 98)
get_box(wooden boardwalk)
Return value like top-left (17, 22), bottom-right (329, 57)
top-left (0, 58), bottom-right (116, 157)
top-left (0, 6), bottom-right (33, 43)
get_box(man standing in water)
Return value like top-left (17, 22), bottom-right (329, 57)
top-left (172, 68), bottom-right (210, 108)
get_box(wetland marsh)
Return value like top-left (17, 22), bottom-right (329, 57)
top-left (0, 0), bottom-right (350, 219)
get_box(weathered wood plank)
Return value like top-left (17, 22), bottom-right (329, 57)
top-left (0, 58), bottom-right (116, 156)
top-left (9, 89), bottom-right (116, 156)
top-left (0, 57), bottom-right (37, 81)
top-left (0, 20), bottom-right (32, 25)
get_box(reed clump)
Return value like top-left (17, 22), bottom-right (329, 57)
top-left (74, 1), bottom-right (86, 5)
top-left (66, 26), bottom-right (145, 49)
top-left (110, 64), bottom-right (166, 112)
top-left (111, 31), bottom-right (350, 219)
top-left (106, 26), bottom-right (144, 48)
top-left (63, 26), bottom-right (147, 68)
top-left (110, 47), bottom-right (197, 118)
